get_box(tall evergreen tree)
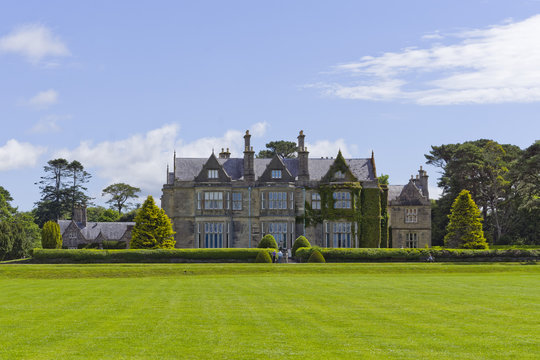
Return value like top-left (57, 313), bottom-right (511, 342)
top-left (256, 140), bottom-right (297, 158)
top-left (0, 221), bottom-right (14, 261)
top-left (444, 190), bottom-right (488, 249)
top-left (66, 160), bottom-right (92, 216)
top-left (41, 221), bottom-right (62, 249)
top-left (130, 196), bottom-right (175, 249)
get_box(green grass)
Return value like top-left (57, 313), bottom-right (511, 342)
top-left (0, 263), bottom-right (539, 359)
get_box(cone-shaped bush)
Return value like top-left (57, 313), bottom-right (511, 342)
top-left (292, 235), bottom-right (311, 256)
top-left (255, 250), bottom-right (272, 263)
top-left (41, 221), bottom-right (62, 249)
top-left (444, 190), bottom-right (488, 249)
top-left (308, 249), bottom-right (325, 263)
top-left (131, 196), bottom-right (176, 249)
top-left (257, 234), bottom-right (278, 249)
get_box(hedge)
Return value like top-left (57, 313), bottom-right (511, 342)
top-left (295, 247), bottom-right (539, 263)
top-left (32, 248), bottom-right (276, 263)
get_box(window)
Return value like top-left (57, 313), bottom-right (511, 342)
top-left (406, 233), bottom-right (418, 248)
top-left (232, 192), bottom-right (242, 210)
top-left (204, 223), bottom-right (223, 248)
top-left (333, 222), bottom-right (351, 248)
top-left (195, 223), bottom-right (201, 248)
top-left (268, 222), bottom-right (287, 248)
top-left (204, 192), bottom-right (223, 209)
top-left (197, 192), bottom-right (202, 210)
top-left (405, 208), bottom-right (418, 223)
top-left (269, 192), bottom-right (287, 209)
top-left (290, 192), bottom-right (294, 209)
top-left (261, 192), bottom-right (265, 209)
top-left (334, 171), bottom-right (345, 179)
top-left (333, 191), bottom-right (351, 209)
top-left (69, 232), bottom-right (77, 240)
top-left (208, 169), bottom-right (218, 179)
top-left (225, 192), bottom-right (230, 210)
top-left (325, 222), bottom-right (330, 247)
top-left (311, 193), bottom-right (321, 210)
top-left (271, 170), bottom-right (282, 179)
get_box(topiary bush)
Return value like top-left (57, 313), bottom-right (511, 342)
top-left (308, 249), bottom-right (325, 263)
top-left (258, 234), bottom-right (278, 249)
top-left (292, 236), bottom-right (311, 256)
top-left (41, 221), bottom-right (62, 249)
top-left (255, 250), bottom-right (272, 263)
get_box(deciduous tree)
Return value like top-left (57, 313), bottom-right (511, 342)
top-left (102, 183), bottom-right (141, 214)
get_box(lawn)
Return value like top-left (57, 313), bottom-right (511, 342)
top-left (0, 263), bottom-right (538, 359)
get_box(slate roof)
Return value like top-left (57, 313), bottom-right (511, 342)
top-left (59, 220), bottom-right (135, 241)
top-left (388, 185), bottom-right (405, 202)
top-left (173, 157), bottom-right (375, 182)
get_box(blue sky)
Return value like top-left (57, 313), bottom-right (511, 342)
top-left (1, 0), bottom-right (540, 211)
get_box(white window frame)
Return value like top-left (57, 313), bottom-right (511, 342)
top-left (204, 192), bottom-right (223, 209)
top-left (204, 222), bottom-right (223, 248)
top-left (268, 222), bottom-right (287, 248)
top-left (269, 192), bottom-right (287, 209)
top-left (333, 191), bottom-right (351, 209)
top-left (406, 232), bottom-right (418, 248)
top-left (197, 192), bottom-right (202, 210)
top-left (290, 192), bottom-right (294, 209)
top-left (311, 193), bottom-right (321, 210)
top-left (334, 170), bottom-right (345, 179)
top-left (208, 169), bottom-right (218, 179)
top-left (271, 170), bottom-right (282, 179)
top-left (405, 208), bottom-right (418, 223)
top-left (261, 192), bottom-right (265, 209)
top-left (333, 222), bottom-right (351, 248)
top-left (232, 192), bottom-right (242, 210)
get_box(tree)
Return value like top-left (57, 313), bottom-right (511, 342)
top-left (130, 196), bottom-right (175, 249)
top-left (513, 140), bottom-right (540, 212)
top-left (377, 174), bottom-right (389, 185)
top-left (7, 222), bottom-right (33, 260)
top-left (102, 183), bottom-right (141, 214)
top-left (0, 221), bottom-right (14, 261)
top-left (256, 140), bottom-right (297, 158)
top-left (87, 206), bottom-right (120, 222)
top-left (292, 235), bottom-right (311, 256)
top-left (0, 186), bottom-right (17, 220)
top-left (35, 159), bottom-right (92, 225)
top-left (66, 160), bottom-right (92, 216)
top-left (41, 221), bottom-right (62, 249)
top-left (425, 140), bottom-right (522, 243)
top-left (444, 190), bottom-right (488, 249)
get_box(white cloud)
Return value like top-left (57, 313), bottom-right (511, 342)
top-left (0, 24), bottom-right (70, 63)
top-left (0, 139), bottom-right (46, 171)
top-left (316, 14), bottom-right (540, 105)
top-left (30, 114), bottom-right (70, 133)
top-left (55, 122), bottom-right (269, 198)
top-left (306, 139), bottom-right (358, 158)
top-left (26, 89), bottom-right (59, 109)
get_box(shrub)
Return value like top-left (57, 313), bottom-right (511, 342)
top-left (41, 221), bottom-right (62, 249)
top-left (294, 247), bottom-right (539, 263)
top-left (31, 248), bottom-right (274, 263)
top-left (255, 250), bottom-right (272, 263)
top-left (258, 234), bottom-right (278, 249)
top-left (308, 249), bottom-right (325, 263)
top-left (445, 190), bottom-right (488, 249)
top-left (292, 236), bottom-right (311, 256)
top-left (103, 240), bottom-right (127, 249)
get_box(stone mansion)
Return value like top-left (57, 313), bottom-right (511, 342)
top-left (161, 131), bottom-right (431, 249)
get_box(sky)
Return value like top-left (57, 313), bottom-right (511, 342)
top-left (1, 0), bottom-right (540, 211)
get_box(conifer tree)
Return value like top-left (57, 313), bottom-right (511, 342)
top-left (41, 221), bottom-right (62, 249)
top-left (444, 190), bottom-right (488, 249)
top-left (130, 196), bottom-right (175, 249)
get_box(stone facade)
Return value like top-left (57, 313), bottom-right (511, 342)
top-left (162, 130), bottom-right (431, 249)
top-left (58, 207), bottom-right (134, 249)
top-left (388, 167), bottom-right (432, 248)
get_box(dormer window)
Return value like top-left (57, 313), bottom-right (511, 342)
top-left (208, 169), bottom-right (218, 179)
top-left (271, 170), bottom-right (282, 179)
top-left (335, 171), bottom-right (345, 179)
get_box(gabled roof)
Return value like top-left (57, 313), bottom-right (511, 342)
top-left (59, 220), bottom-right (135, 241)
top-left (194, 152), bottom-right (232, 182)
top-left (388, 180), bottom-right (429, 206)
top-left (173, 157), bottom-right (375, 182)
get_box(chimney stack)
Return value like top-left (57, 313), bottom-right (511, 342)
top-left (243, 130), bottom-right (255, 181)
top-left (73, 205), bottom-right (87, 227)
top-left (219, 148), bottom-right (231, 159)
top-left (297, 130), bottom-right (309, 181)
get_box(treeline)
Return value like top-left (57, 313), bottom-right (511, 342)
top-left (427, 139), bottom-right (539, 245)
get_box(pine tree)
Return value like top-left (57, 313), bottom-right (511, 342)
top-left (41, 221), bottom-right (62, 249)
top-left (130, 196), bottom-right (175, 249)
top-left (444, 190), bottom-right (488, 249)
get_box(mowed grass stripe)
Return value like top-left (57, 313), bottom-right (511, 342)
top-left (0, 265), bottom-right (538, 359)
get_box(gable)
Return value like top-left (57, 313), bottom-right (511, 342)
top-left (258, 154), bottom-right (295, 182)
top-left (321, 151), bottom-right (358, 183)
top-left (392, 181), bottom-right (429, 206)
top-left (195, 153), bottom-right (232, 182)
